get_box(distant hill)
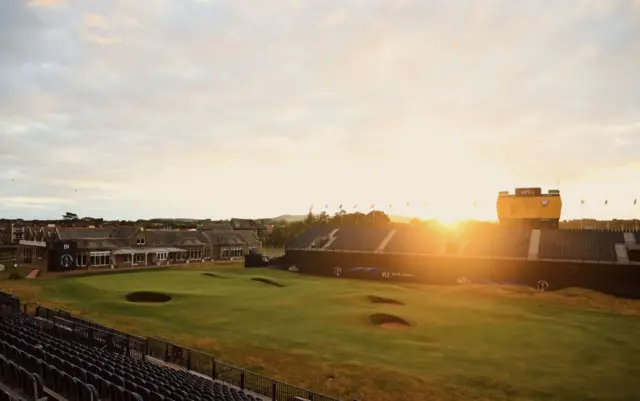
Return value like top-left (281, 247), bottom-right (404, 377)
top-left (269, 215), bottom-right (306, 223)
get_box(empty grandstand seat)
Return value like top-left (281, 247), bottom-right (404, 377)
top-left (538, 230), bottom-right (623, 262)
top-left (286, 226), bottom-right (335, 249)
top-left (458, 225), bottom-right (531, 258)
top-left (324, 226), bottom-right (391, 251)
top-left (383, 226), bottom-right (444, 254)
top-left (0, 308), bottom-right (260, 401)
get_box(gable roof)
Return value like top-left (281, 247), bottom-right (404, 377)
top-left (148, 230), bottom-right (179, 245)
top-left (116, 226), bottom-right (139, 238)
top-left (229, 218), bottom-right (266, 230)
top-left (201, 229), bottom-right (260, 245)
top-left (56, 226), bottom-right (139, 240)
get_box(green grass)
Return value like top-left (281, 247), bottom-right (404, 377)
top-left (4, 267), bottom-right (640, 401)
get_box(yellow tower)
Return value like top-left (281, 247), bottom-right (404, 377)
top-left (496, 188), bottom-right (562, 228)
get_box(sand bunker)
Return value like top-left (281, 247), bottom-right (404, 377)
top-left (202, 273), bottom-right (226, 278)
top-left (367, 295), bottom-right (404, 305)
top-left (369, 313), bottom-right (411, 329)
top-left (126, 292), bottom-right (172, 303)
top-left (251, 278), bottom-right (285, 288)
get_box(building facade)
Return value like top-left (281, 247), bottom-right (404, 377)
top-left (15, 225), bottom-right (262, 271)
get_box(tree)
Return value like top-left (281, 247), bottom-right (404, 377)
top-left (62, 212), bottom-right (78, 221)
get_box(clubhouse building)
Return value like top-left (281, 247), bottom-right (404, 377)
top-left (15, 225), bottom-right (261, 271)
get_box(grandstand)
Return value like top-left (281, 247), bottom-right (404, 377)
top-left (0, 291), bottom-right (338, 401)
top-left (284, 188), bottom-right (640, 298)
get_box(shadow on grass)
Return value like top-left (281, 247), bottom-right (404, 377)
top-left (202, 272), bottom-right (227, 279)
top-left (369, 313), bottom-right (411, 329)
top-left (367, 295), bottom-right (404, 305)
top-left (126, 291), bottom-right (172, 303)
top-left (251, 277), bottom-right (285, 288)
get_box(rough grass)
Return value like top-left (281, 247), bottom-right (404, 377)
top-left (3, 266), bottom-right (640, 401)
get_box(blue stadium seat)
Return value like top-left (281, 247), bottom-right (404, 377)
top-left (539, 230), bottom-right (623, 261)
top-left (459, 226), bottom-right (531, 258)
top-left (0, 309), bottom-right (261, 401)
top-left (325, 227), bottom-right (391, 251)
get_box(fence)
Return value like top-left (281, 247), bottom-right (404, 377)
top-left (0, 294), bottom-right (341, 401)
top-left (145, 337), bottom-right (338, 401)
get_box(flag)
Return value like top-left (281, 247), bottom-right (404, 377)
top-left (604, 200), bottom-right (608, 206)
top-left (369, 204), bottom-right (375, 209)
top-left (405, 202), bottom-right (410, 207)
top-left (324, 204), bottom-right (328, 209)
top-left (472, 201), bottom-right (477, 208)
top-left (309, 204), bottom-right (314, 212)
top-left (388, 204), bottom-right (392, 210)
top-left (353, 204), bottom-right (358, 209)
top-left (339, 204), bottom-right (343, 209)
top-left (634, 199), bottom-right (637, 205)
top-left (423, 202), bottom-right (429, 207)
top-left (581, 200), bottom-right (585, 205)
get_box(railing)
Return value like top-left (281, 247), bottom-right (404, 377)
top-left (145, 337), bottom-right (340, 401)
top-left (1, 296), bottom-right (341, 401)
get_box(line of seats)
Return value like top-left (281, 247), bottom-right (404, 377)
top-left (538, 230), bottom-right (623, 261)
top-left (0, 388), bottom-right (23, 401)
top-left (383, 227), bottom-right (444, 254)
top-left (285, 226), bottom-right (334, 249)
top-left (0, 352), bottom-right (45, 401)
top-left (325, 227), bottom-right (392, 252)
top-left (459, 226), bottom-right (531, 258)
top-left (0, 309), bottom-right (262, 401)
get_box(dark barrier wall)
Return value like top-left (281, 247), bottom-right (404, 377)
top-left (284, 250), bottom-right (640, 299)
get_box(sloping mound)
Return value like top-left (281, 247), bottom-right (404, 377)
top-left (369, 313), bottom-right (410, 329)
top-left (202, 272), bottom-right (226, 278)
top-left (126, 292), bottom-right (172, 303)
top-left (367, 295), bottom-right (404, 305)
top-left (251, 277), bottom-right (285, 288)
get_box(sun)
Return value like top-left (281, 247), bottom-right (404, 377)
top-left (434, 216), bottom-right (461, 227)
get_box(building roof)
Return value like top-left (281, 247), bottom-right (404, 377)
top-left (57, 226), bottom-right (139, 240)
top-left (230, 218), bottom-right (266, 230)
top-left (116, 226), bottom-right (140, 238)
top-left (201, 229), bottom-right (260, 245)
top-left (148, 230), bottom-right (179, 245)
top-left (112, 247), bottom-right (186, 255)
top-left (80, 239), bottom-right (128, 249)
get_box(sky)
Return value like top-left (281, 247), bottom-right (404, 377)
top-left (1, 0), bottom-right (640, 222)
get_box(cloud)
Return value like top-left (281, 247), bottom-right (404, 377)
top-left (83, 13), bottom-right (109, 30)
top-left (1, 0), bottom-right (640, 220)
top-left (0, 196), bottom-right (71, 206)
top-left (28, 0), bottom-right (65, 7)
top-left (82, 33), bottom-right (122, 44)
top-left (321, 9), bottom-right (349, 27)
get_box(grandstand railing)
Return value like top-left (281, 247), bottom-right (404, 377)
top-left (6, 298), bottom-right (341, 401)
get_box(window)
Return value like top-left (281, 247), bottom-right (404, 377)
top-left (157, 252), bottom-right (168, 261)
top-left (134, 253), bottom-right (145, 263)
top-left (249, 245), bottom-right (259, 253)
top-left (204, 248), bottom-right (210, 258)
top-left (175, 252), bottom-right (185, 260)
top-left (136, 236), bottom-right (145, 246)
top-left (187, 249), bottom-right (203, 260)
top-left (77, 254), bottom-right (87, 267)
top-left (89, 252), bottom-right (110, 266)
top-left (124, 254), bottom-right (133, 263)
top-left (221, 246), bottom-right (243, 258)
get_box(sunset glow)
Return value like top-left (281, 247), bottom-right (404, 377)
top-left (1, 1), bottom-right (639, 221)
